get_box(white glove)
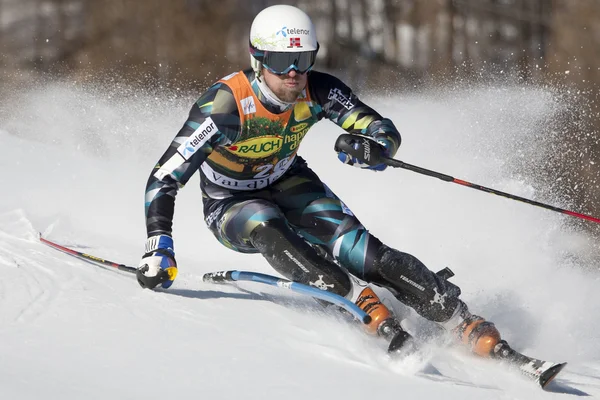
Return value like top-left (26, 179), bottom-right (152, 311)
top-left (136, 235), bottom-right (177, 289)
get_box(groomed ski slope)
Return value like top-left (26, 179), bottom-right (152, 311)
top-left (1, 81), bottom-right (599, 399)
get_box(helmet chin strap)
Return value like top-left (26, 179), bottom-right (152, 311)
top-left (253, 65), bottom-right (295, 113)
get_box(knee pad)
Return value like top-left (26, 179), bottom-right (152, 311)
top-left (373, 246), bottom-right (462, 322)
top-left (250, 219), bottom-right (352, 297)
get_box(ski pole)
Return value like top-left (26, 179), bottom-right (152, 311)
top-left (40, 235), bottom-right (370, 324)
top-left (39, 234), bottom-right (137, 274)
top-left (203, 270), bottom-right (372, 325)
top-left (335, 133), bottom-right (600, 225)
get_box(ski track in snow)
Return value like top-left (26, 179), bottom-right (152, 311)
top-left (0, 210), bottom-right (60, 327)
top-left (1, 82), bottom-right (599, 399)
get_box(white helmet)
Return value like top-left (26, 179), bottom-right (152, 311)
top-left (249, 5), bottom-right (319, 77)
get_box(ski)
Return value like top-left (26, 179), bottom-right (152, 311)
top-left (38, 237), bottom-right (568, 391)
top-left (493, 341), bottom-right (567, 389)
top-left (203, 269), bottom-right (567, 389)
top-left (203, 270), bottom-right (372, 325)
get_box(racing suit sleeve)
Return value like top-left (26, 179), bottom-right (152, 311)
top-left (144, 82), bottom-right (240, 237)
top-left (307, 71), bottom-right (401, 157)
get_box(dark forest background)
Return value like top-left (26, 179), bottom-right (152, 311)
top-left (2, 0), bottom-right (600, 236)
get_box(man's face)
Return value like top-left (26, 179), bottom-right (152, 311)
top-left (262, 68), bottom-right (308, 103)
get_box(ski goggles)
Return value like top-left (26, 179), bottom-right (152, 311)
top-left (250, 42), bottom-right (319, 75)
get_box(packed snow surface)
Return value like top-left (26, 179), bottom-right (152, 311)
top-left (1, 80), bottom-right (599, 399)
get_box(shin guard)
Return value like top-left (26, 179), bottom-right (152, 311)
top-left (250, 219), bottom-right (351, 297)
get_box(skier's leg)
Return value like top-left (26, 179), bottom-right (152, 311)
top-left (267, 159), bottom-right (408, 340)
top-left (271, 158), bottom-right (501, 356)
top-left (204, 180), bottom-right (401, 338)
top-left (371, 245), bottom-right (502, 357)
top-left (204, 196), bottom-right (352, 297)
top-left (248, 215), bottom-right (404, 339)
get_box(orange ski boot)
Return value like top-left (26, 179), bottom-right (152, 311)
top-left (454, 315), bottom-right (501, 357)
top-left (354, 286), bottom-right (396, 337)
top-left (354, 287), bottom-right (413, 353)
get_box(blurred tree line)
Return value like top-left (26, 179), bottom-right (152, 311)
top-left (1, 0), bottom-right (599, 236)
top-left (3, 0), bottom-right (599, 87)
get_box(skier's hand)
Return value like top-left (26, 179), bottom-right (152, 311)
top-left (137, 235), bottom-right (178, 289)
top-left (335, 134), bottom-right (391, 171)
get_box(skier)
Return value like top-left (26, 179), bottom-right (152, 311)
top-left (137, 4), bottom-right (504, 357)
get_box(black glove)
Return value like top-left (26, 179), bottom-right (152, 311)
top-left (335, 134), bottom-right (391, 171)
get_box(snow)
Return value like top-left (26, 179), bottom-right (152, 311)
top-left (1, 80), bottom-right (599, 399)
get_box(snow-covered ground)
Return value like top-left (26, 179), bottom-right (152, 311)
top-left (1, 79), bottom-right (599, 399)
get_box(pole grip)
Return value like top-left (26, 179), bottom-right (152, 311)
top-left (334, 133), bottom-right (389, 166)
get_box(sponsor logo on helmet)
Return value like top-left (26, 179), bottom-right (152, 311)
top-left (288, 28), bottom-right (310, 35)
top-left (277, 27), bottom-right (288, 37)
top-left (225, 136), bottom-right (283, 158)
top-left (288, 37), bottom-right (302, 48)
top-left (277, 26), bottom-right (310, 37)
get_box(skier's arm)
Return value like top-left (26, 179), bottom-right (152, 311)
top-left (309, 71), bottom-right (401, 158)
top-left (144, 83), bottom-right (239, 237)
